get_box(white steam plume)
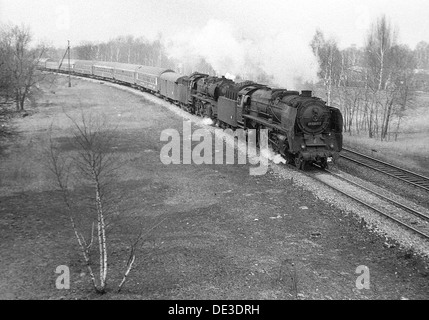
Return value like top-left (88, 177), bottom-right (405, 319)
top-left (165, 19), bottom-right (319, 89)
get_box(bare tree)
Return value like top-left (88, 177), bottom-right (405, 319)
top-left (75, 41), bottom-right (97, 60)
top-left (0, 24), bottom-right (46, 111)
top-left (380, 44), bottom-right (416, 140)
top-left (46, 112), bottom-right (166, 294)
top-left (310, 16), bottom-right (422, 140)
top-left (414, 41), bottom-right (429, 70)
top-left (46, 113), bottom-right (117, 293)
top-left (0, 28), bottom-right (14, 105)
top-left (310, 30), bottom-right (342, 106)
top-left (362, 15), bottom-right (398, 138)
top-left (365, 15), bottom-right (396, 91)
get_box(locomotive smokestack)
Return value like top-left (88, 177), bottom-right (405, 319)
top-left (301, 90), bottom-right (312, 97)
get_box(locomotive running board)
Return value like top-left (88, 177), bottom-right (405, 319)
top-left (192, 94), bottom-right (218, 106)
top-left (242, 114), bottom-right (286, 133)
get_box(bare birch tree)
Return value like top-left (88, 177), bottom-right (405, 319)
top-left (365, 15), bottom-right (396, 91)
top-left (46, 113), bottom-right (117, 293)
top-left (46, 111), bottom-right (166, 294)
top-left (380, 44), bottom-right (416, 140)
top-left (310, 30), bottom-right (342, 106)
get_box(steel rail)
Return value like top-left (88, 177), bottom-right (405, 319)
top-left (311, 170), bottom-right (429, 240)
top-left (341, 147), bottom-right (429, 192)
top-left (325, 169), bottom-right (429, 222)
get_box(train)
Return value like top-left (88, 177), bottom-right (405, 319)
top-left (37, 58), bottom-right (343, 169)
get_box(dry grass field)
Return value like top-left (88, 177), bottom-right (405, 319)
top-left (344, 133), bottom-right (429, 175)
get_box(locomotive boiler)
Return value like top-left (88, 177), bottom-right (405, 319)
top-left (241, 88), bottom-right (343, 169)
top-left (193, 75), bottom-right (235, 118)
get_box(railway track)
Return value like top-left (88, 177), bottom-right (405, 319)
top-left (311, 168), bottom-right (429, 241)
top-left (340, 147), bottom-right (429, 192)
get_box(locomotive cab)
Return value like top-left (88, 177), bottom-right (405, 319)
top-left (329, 107), bottom-right (344, 151)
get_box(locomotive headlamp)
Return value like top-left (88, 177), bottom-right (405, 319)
top-left (301, 144), bottom-right (306, 150)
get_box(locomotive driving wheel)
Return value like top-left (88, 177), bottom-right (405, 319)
top-left (294, 156), bottom-right (307, 170)
top-left (284, 151), bottom-right (294, 165)
top-left (205, 105), bottom-right (213, 119)
top-left (286, 155), bottom-right (295, 165)
top-left (319, 158), bottom-right (328, 170)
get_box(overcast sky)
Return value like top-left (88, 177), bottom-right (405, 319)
top-left (1, 0), bottom-right (428, 49)
top-left (1, 0), bottom-right (428, 86)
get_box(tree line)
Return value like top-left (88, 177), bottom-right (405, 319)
top-left (70, 35), bottom-right (219, 76)
top-left (310, 15), bottom-right (429, 141)
top-left (71, 35), bottom-right (177, 70)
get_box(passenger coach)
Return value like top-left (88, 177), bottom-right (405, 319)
top-left (136, 65), bottom-right (173, 93)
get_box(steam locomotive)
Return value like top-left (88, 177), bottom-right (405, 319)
top-left (38, 58), bottom-right (343, 169)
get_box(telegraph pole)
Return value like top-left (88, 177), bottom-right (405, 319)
top-left (68, 40), bottom-right (71, 87)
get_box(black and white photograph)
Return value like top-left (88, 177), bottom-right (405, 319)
top-left (0, 0), bottom-right (428, 304)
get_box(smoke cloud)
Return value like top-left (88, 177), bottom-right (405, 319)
top-left (165, 19), bottom-right (319, 89)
